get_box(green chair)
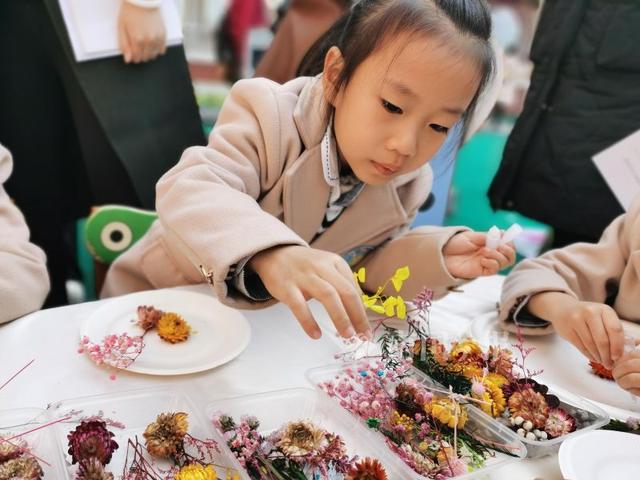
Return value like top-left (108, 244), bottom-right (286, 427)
top-left (81, 205), bottom-right (158, 296)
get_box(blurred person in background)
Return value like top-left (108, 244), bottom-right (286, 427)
top-left (489, 0), bottom-right (640, 247)
top-left (0, 0), bottom-right (205, 306)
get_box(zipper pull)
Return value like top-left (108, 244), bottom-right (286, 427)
top-left (199, 265), bottom-right (215, 286)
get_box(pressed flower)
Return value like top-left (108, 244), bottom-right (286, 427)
top-left (67, 420), bottom-right (118, 465)
top-left (144, 412), bottom-right (189, 458)
top-left (276, 420), bottom-right (327, 457)
top-left (346, 457), bottom-right (388, 480)
top-left (0, 436), bottom-right (25, 463)
top-left (353, 267), bottom-right (366, 284)
top-left (136, 305), bottom-right (163, 331)
top-left (424, 398), bottom-right (467, 429)
top-left (0, 456), bottom-right (43, 479)
top-left (390, 266), bottom-right (410, 292)
top-left (508, 388), bottom-right (549, 429)
top-left (77, 457), bottom-right (114, 480)
top-left (157, 313), bottom-right (191, 344)
top-left (175, 463), bottom-right (217, 480)
top-left (589, 361), bottom-right (614, 380)
top-left (544, 408), bottom-right (576, 438)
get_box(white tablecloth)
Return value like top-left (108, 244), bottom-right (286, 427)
top-left (0, 277), bottom-right (567, 479)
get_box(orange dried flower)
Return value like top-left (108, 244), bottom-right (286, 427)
top-left (157, 312), bottom-right (191, 344)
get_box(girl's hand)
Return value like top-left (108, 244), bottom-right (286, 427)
top-left (613, 348), bottom-right (640, 397)
top-left (118, 3), bottom-right (166, 64)
top-left (248, 245), bottom-right (371, 340)
top-left (443, 231), bottom-right (515, 279)
top-left (528, 292), bottom-right (625, 369)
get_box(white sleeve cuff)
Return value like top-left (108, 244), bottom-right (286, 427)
top-left (125, 0), bottom-right (162, 9)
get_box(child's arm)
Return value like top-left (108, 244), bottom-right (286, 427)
top-left (499, 200), bottom-right (639, 365)
top-left (356, 227), bottom-right (515, 300)
top-left (154, 79), bottom-right (369, 339)
top-left (0, 146), bottom-right (49, 323)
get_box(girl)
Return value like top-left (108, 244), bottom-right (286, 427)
top-left (0, 144), bottom-right (49, 323)
top-left (499, 196), bottom-right (640, 396)
top-left (103, 0), bottom-right (515, 339)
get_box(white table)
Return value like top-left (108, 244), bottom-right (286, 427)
top-left (0, 278), bottom-right (570, 479)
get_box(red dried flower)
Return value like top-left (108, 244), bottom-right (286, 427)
top-left (67, 420), bottom-right (119, 465)
top-left (589, 361), bottom-right (614, 380)
top-left (346, 457), bottom-right (388, 480)
top-left (136, 305), bottom-right (163, 331)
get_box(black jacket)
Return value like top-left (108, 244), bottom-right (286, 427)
top-left (489, 0), bottom-right (640, 240)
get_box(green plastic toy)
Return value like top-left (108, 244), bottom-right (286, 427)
top-left (84, 205), bottom-right (158, 264)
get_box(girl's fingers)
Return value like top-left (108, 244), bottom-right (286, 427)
top-left (331, 263), bottom-right (371, 338)
top-left (307, 276), bottom-right (354, 338)
top-left (282, 287), bottom-right (321, 339)
top-left (602, 308), bottom-right (625, 363)
top-left (585, 313), bottom-right (612, 368)
top-left (574, 324), bottom-right (600, 363)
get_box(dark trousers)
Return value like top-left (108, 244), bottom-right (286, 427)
top-left (0, 1), bottom-right (204, 306)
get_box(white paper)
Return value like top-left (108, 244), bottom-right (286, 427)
top-left (592, 129), bottom-right (640, 211)
top-left (58, 0), bottom-right (183, 62)
top-left (500, 223), bottom-right (523, 245)
top-left (485, 225), bottom-right (501, 250)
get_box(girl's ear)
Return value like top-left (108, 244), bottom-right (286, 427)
top-left (322, 46), bottom-right (345, 106)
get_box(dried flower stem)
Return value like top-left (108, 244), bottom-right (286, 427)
top-left (0, 359), bottom-right (35, 392)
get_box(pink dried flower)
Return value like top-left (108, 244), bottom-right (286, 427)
top-left (136, 305), bottom-right (163, 331)
top-left (67, 420), bottom-right (119, 465)
top-left (544, 408), bottom-right (576, 438)
top-left (79, 333), bottom-right (144, 370)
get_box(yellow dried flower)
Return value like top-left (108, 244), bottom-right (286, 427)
top-left (425, 397), bottom-right (468, 429)
top-left (485, 372), bottom-right (509, 389)
top-left (472, 380), bottom-right (506, 417)
top-left (450, 339), bottom-right (483, 358)
top-left (157, 312), bottom-right (191, 344)
top-left (143, 412), bottom-right (189, 458)
top-left (175, 464), bottom-right (217, 480)
top-left (390, 411), bottom-right (414, 431)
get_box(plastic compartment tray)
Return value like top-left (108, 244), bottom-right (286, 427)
top-left (206, 387), bottom-right (409, 479)
top-left (307, 362), bottom-right (528, 479)
top-left (0, 407), bottom-right (66, 479)
top-left (47, 387), bottom-right (243, 479)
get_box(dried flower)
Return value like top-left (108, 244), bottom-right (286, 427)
top-left (544, 408), bottom-right (576, 438)
top-left (77, 457), bottom-right (114, 480)
top-left (346, 457), bottom-right (388, 480)
top-left (473, 379), bottom-right (506, 418)
top-left (67, 420), bottom-right (118, 465)
top-left (136, 305), bottom-right (163, 331)
top-left (0, 437), bottom-right (25, 463)
top-left (589, 361), bottom-right (614, 380)
top-left (424, 398), bottom-right (468, 429)
top-left (175, 464), bottom-right (217, 480)
top-left (277, 420), bottom-right (326, 457)
top-left (508, 388), bottom-right (549, 429)
top-left (487, 346), bottom-right (514, 378)
top-left (79, 333), bottom-right (144, 370)
top-left (157, 313), bottom-right (191, 344)
top-left (0, 455), bottom-right (43, 479)
top-left (143, 412), bottom-right (189, 458)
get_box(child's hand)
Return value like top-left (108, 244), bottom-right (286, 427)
top-left (613, 347), bottom-right (640, 397)
top-left (443, 231), bottom-right (515, 279)
top-left (118, 2), bottom-right (167, 63)
top-left (528, 292), bottom-right (625, 369)
top-left (248, 245), bottom-right (370, 340)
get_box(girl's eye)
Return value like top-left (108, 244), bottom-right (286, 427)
top-left (381, 99), bottom-right (403, 114)
top-left (430, 124), bottom-right (449, 134)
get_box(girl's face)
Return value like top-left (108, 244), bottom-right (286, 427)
top-left (323, 33), bottom-right (481, 186)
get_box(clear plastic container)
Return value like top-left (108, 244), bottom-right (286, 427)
top-left (0, 407), bottom-right (66, 479)
top-left (306, 362), bottom-right (528, 479)
top-left (409, 365), bottom-right (611, 459)
top-left (47, 386), bottom-right (243, 479)
top-left (206, 387), bottom-right (410, 479)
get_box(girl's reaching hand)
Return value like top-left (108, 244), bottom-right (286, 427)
top-left (443, 231), bottom-right (516, 279)
top-left (249, 245), bottom-right (371, 340)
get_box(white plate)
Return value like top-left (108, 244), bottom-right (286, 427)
top-left (81, 289), bottom-right (251, 375)
top-left (559, 430), bottom-right (640, 479)
top-left (469, 311), bottom-right (640, 414)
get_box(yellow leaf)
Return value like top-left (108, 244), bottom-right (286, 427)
top-left (370, 304), bottom-right (386, 314)
top-left (391, 266), bottom-right (410, 292)
top-left (396, 296), bottom-right (407, 319)
top-left (362, 294), bottom-right (377, 307)
top-left (384, 298), bottom-right (396, 317)
top-left (353, 267), bottom-right (366, 284)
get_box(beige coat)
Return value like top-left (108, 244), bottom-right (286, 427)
top-left (102, 76), bottom-right (466, 308)
top-left (0, 145), bottom-right (49, 324)
top-left (500, 196), bottom-right (640, 334)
